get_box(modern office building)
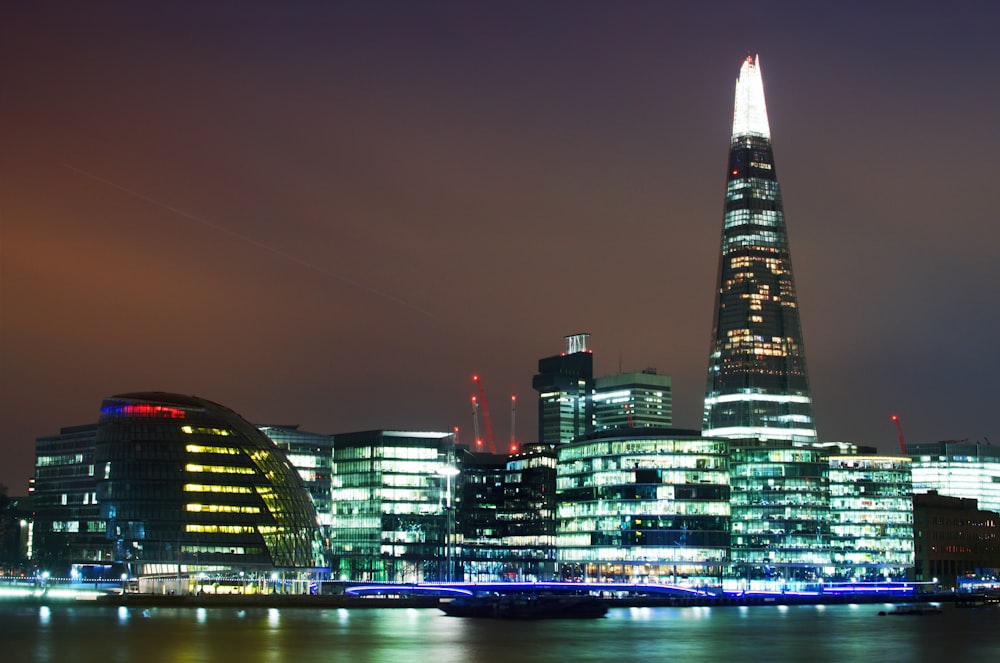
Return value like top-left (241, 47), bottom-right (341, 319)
top-left (454, 449), bottom-right (508, 581)
top-left (328, 430), bottom-right (456, 582)
top-left (703, 55), bottom-right (816, 443)
top-left (827, 455), bottom-right (913, 582)
top-left (95, 392), bottom-right (320, 585)
top-left (728, 440), bottom-right (828, 589)
top-left (912, 491), bottom-right (1000, 589)
top-left (30, 424), bottom-right (109, 573)
top-left (556, 430), bottom-right (730, 586)
top-left (532, 334), bottom-right (594, 446)
top-left (593, 369), bottom-right (672, 432)
top-left (260, 425), bottom-right (336, 570)
top-left (908, 441), bottom-right (1000, 513)
top-left (260, 426), bottom-right (335, 525)
top-left (499, 442), bottom-right (559, 580)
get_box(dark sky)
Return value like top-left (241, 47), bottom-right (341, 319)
top-left (2, 1), bottom-right (998, 492)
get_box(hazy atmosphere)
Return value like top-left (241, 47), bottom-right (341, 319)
top-left (2, 1), bottom-right (998, 491)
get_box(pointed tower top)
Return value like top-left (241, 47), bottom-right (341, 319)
top-left (732, 54), bottom-right (770, 139)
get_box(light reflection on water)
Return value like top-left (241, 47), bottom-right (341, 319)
top-left (1, 604), bottom-right (998, 663)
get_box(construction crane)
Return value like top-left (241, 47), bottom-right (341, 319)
top-left (510, 395), bottom-right (518, 454)
top-left (891, 414), bottom-right (906, 455)
top-left (471, 395), bottom-right (483, 450)
top-left (472, 375), bottom-right (497, 454)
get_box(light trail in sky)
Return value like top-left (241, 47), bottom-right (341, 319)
top-left (64, 164), bottom-right (434, 318)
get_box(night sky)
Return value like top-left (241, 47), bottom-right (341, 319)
top-left (2, 1), bottom-right (998, 492)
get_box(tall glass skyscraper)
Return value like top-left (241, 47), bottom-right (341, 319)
top-left (703, 55), bottom-right (816, 442)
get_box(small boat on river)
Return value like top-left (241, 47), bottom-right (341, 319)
top-left (440, 594), bottom-right (608, 619)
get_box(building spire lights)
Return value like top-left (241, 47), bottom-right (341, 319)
top-left (732, 55), bottom-right (770, 140)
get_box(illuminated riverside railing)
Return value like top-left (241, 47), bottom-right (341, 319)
top-left (340, 580), bottom-right (933, 600)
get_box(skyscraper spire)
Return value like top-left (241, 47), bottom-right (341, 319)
top-left (732, 55), bottom-right (770, 139)
top-left (702, 55), bottom-right (817, 442)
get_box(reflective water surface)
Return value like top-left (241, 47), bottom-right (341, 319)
top-left (2, 603), bottom-right (998, 663)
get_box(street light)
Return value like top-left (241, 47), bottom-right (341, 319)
top-left (435, 466), bottom-right (460, 581)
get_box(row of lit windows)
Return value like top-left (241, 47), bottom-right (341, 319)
top-left (185, 444), bottom-right (241, 455)
top-left (723, 232), bottom-right (784, 249)
top-left (724, 209), bottom-right (782, 229)
top-left (37, 454), bottom-right (86, 467)
top-left (181, 426), bottom-right (232, 436)
top-left (186, 503), bottom-right (262, 514)
top-left (185, 524), bottom-right (257, 534)
top-left (184, 483), bottom-right (252, 494)
top-left (559, 501), bottom-right (729, 518)
top-left (185, 464), bottom-right (255, 475)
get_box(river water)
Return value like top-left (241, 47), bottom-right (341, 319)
top-left (2, 602), bottom-right (997, 663)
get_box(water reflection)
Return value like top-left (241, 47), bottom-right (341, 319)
top-left (1, 604), bottom-right (997, 663)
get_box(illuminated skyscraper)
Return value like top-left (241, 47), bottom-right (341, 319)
top-left (703, 55), bottom-right (816, 442)
top-left (532, 334), bottom-right (594, 446)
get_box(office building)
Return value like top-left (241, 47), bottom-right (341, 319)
top-left (908, 441), bottom-right (1000, 513)
top-left (454, 449), bottom-right (508, 581)
top-left (328, 430), bottom-right (456, 582)
top-left (827, 455), bottom-right (913, 582)
top-left (532, 334), bottom-right (594, 445)
top-left (703, 55), bottom-right (816, 442)
top-left (95, 392), bottom-right (320, 584)
top-left (593, 369), bottom-right (672, 431)
top-left (912, 491), bottom-right (1000, 589)
top-left (728, 440), bottom-right (828, 589)
top-left (499, 443), bottom-right (559, 580)
top-left (30, 424), bottom-right (108, 573)
top-left (556, 430), bottom-right (730, 585)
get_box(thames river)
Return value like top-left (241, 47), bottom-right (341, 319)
top-left (2, 602), bottom-right (997, 663)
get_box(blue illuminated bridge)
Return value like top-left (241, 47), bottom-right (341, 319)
top-left (342, 581), bottom-right (928, 604)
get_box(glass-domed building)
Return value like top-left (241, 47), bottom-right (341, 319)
top-left (95, 392), bottom-right (320, 580)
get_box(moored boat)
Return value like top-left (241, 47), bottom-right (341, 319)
top-left (440, 594), bottom-right (608, 619)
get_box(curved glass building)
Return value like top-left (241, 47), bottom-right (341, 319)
top-left (95, 392), bottom-right (319, 579)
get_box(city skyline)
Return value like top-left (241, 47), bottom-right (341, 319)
top-left (2, 2), bottom-right (999, 491)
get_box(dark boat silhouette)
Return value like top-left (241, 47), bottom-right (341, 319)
top-left (440, 594), bottom-right (608, 619)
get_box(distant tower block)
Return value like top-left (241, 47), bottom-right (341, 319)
top-left (532, 334), bottom-right (594, 445)
top-left (702, 56), bottom-right (817, 442)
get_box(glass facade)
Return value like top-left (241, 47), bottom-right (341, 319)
top-left (532, 334), bottom-right (594, 446)
top-left (728, 440), bottom-right (828, 590)
top-left (827, 456), bottom-right (913, 581)
top-left (95, 393), bottom-right (320, 580)
top-left (31, 424), bottom-right (108, 572)
top-left (593, 370), bottom-right (672, 431)
top-left (499, 443), bottom-right (558, 580)
top-left (329, 430), bottom-right (456, 582)
top-left (908, 441), bottom-right (1000, 513)
top-left (454, 450), bottom-right (508, 581)
top-left (556, 431), bottom-right (730, 586)
top-left (703, 55), bottom-right (816, 442)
